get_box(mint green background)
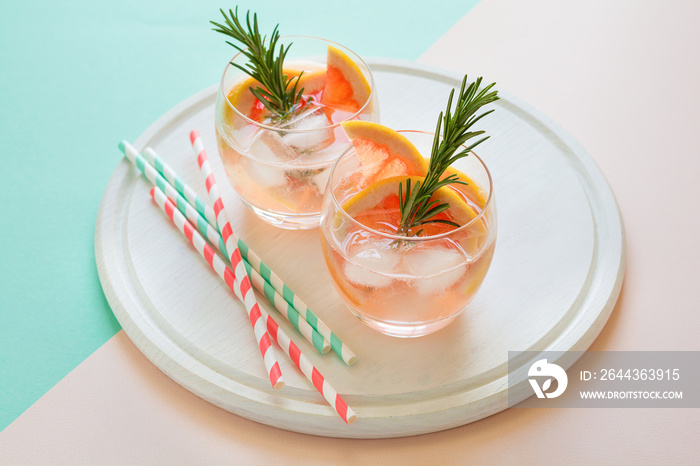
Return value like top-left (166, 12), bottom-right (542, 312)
top-left (0, 0), bottom-right (479, 431)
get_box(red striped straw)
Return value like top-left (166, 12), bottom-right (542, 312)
top-left (142, 143), bottom-right (357, 366)
top-left (262, 311), bottom-right (357, 424)
top-left (150, 187), bottom-right (356, 423)
top-left (189, 131), bottom-right (283, 390)
top-left (150, 185), bottom-right (283, 389)
top-left (117, 140), bottom-right (328, 354)
top-left (164, 183), bottom-right (330, 355)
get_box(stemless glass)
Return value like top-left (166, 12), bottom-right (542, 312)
top-left (215, 36), bottom-right (378, 230)
top-left (320, 131), bottom-right (497, 337)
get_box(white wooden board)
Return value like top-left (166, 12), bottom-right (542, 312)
top-left (95, 59), bottom-right (625, 438)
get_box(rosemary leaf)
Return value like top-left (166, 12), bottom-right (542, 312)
top-left (211, 8), bottom-right (304, 119)
top-left (397, 75), bottom-right (499, 236)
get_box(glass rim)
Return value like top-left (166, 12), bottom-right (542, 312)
top-left (327, 130), bottom-right (495, 242)
top-left (219, 35), bottom-right (376, 133)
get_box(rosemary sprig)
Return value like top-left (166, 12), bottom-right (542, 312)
top-left (211, 8), bottom-right (305, 120)
top-left (397, 75), bottom-right (499, 236)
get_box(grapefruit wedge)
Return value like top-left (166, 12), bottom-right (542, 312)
top-left (340, 121), bottom-right (429, 187)
top-left (321, 45), bottom-right (372, 112)
top-left (295, 68), bottom-right (326, 96)
top-left (443, 166), bottom-right (489, 209)
top-left (224, 45), bottom-right (372, 123)
top-left (343, 175), bottom-right (482, 237)
top-left (222, 75), bottom-right (265, 126)
top-left (225, 67), bottom-right (328, 124)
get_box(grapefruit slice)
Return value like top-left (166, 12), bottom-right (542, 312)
top-left (443, 166), bottom-right (489, 209)
top-left (223, 75), bottom-right (264, 126)
top-left (224, 45), bottom-right (372, 123)
top-left (321, 45), bottom-right (372, 112)
top-left (226, 68), bottom-right (326, 124)
top-left (340, 121), bottom-right (429, 187)
top-left (342, 175), bottom-right (481, 237)
top-left (226, 76), bottom-right (260, 115)
top-left (295, 68), bottom-right (326, 95)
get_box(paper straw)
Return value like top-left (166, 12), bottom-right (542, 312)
top-left (119, 140), bottom-right (329, 355)
top-left (191, 131), bottom-right (287, 391)
top-left (262, 309), bottom-right (357, 424)
top-left (150, 187), bottom-right (355, 423)
top-left (119, 141), bottom-right (205, 232)
top-left (149, 185), bottom-right (283, 389)
top-left (143, 147), bottom-right (218, 228)
top-left (124, 152), bottom-right (284, 390)
top-left (242, 245), bottom-right (358, 366)
top-left (185, 132), bottom-right (357, 366)
top-left (162, 183), bottom-right (330, 355)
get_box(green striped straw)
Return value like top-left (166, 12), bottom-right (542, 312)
top-left (119, 140), bottom-right (329, 355)
top-left (160, 174), bottom-right (330, 355)
top-left (143, 147), bottom-right (217, 227)
top-left (238, 243), bottom-right (357, 365)
top-left (152, 185), bottom-right (356, 423)
top-left (145, 145), bottom-right (358, 366)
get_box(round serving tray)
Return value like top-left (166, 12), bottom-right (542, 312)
top-left (95, 59), bottom-right (624, 438)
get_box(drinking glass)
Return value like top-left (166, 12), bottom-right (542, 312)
top-left (215, 36), bottom-right (378, 229)
top-left (320, 131), bottom-right (496, 337)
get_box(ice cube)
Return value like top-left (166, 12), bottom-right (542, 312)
top-left (243, 128), bottom-right (297, 187)
top-left (344, 239), bottom-right (401, 288)
top-left (249, 129), bottom-right (298, 164)
top-left (239, 107), bottom-right (335, 190)
top-left (244, 158), bottom-right (288, 188)
top-left (310, 166), bottom-right (332, 192)
top-left (278, 106), bottom-right (334, 154)
top-left (402, 243), bottom-right (467, 296)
